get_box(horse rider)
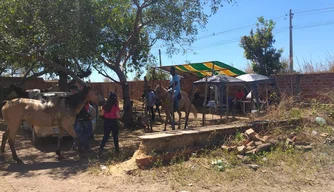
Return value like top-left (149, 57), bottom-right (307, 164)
top-left (168, 66), bottom-right (181, 111)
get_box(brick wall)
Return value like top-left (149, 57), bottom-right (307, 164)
top-left (89, 77), bottom-right (199, 99)
top-left (2, 73), bottom-right (334, 101)
top-left (273, 73), bottom-right (334, 101)
top-left (0, 77), bottom-right (50, 89)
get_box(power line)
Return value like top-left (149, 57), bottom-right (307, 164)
top-left (196, 14), bottom-right (287, 40)
top-left (294, 9), bottom-right (334, 17)
top-left (294, 21), bottom-right (334, 30)
top-left (196, 6), bottom-right (334, 41)
top-left (152, 7), bottom-right (334, 51)
top-left (294, 6), bottom-right (334, 14)
top-left (189, 20), bottom-right (334, 51)
top-left (192, 27), bottom-right (289, 50)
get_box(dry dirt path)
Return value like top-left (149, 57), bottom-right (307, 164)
top-left (0, 120), bottom-right (173, 192)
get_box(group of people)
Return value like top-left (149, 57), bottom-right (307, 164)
top-left (69, 66), bottom-right (181, 157)
top-left (142, 66), bottom-right (181, 121)
top-left (69, 85), bottom-right (120, 157)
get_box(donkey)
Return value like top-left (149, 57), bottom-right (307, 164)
top-left (0, 85), bottom-right (100, 164)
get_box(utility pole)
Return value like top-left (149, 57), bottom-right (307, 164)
top-left (289, 9), bottom-right (294, 96)
top-left (289, 9), bottom-right (294, 73)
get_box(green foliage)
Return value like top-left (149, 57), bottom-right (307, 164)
top-left (289, 108), bottom-right (302, 119)
top-left (240, 16), bottom-right (284, 76)
top-left (145, 62), bottom-right (170, 81)
top-left (90, 0), bottom-right (234, 122)
top-left (0, 0), bottom-right (98, 78)
top-left (0, 0), bottom-right (234, 121)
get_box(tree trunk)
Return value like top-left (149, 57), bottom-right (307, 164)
top-left (121, 82), bottom-right (133, 127)
top-left (58, 71), bottom-right (68, 92)
top-left (114, 67), bottom-right (133, 128)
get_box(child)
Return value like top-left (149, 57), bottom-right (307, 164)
top-left (98, 92), bottom-right (121, 156)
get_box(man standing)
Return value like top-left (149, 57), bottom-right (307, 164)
top-left (168, 66), bottom-right (181, 111)
top-left (146, 86), bottom-right (156, 122)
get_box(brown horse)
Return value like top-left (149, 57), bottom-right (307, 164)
top-left (155, 84), bottom-right (197, 131)
top-left (0, 85), bottom-right (100, 164)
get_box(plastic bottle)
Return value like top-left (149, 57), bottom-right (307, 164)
top-left (315, 117), bottom-right (326, 126)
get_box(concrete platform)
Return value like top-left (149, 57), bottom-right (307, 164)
top-left (134, 119), bottom-right (301, 168)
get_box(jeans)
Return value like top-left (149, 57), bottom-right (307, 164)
top-left (99, 118), bottom-right (119, 152)
top-left (173, 90), bottom-right (180, 111)
top-left (147, 106), bottom-right (155, 121)
top-left (74, 120), bottom-right (93, 151)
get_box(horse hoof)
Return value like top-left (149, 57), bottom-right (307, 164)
top-left (0, 155), bottom-right (4, 162)
top-left (57, 155), bottom-right (65, 160)
top-left (16, 159), bottom-right (24, 164)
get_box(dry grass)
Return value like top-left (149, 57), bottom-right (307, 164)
top-left (154, 93), bottom-right (333, 190)
top-left (87, 91), bottom-right (334, 191)
top-left (297, 54), bottom-right (334, 74)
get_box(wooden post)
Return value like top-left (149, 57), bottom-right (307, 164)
top-left (202, 76), bottom-right (208, 126)
top-left (226, 85), bottom-right (229, 118)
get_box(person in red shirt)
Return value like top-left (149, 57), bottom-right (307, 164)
top-left (98, 92), bottom-right (121, 157)
top-left (235, 89), bottom-right (245, 101)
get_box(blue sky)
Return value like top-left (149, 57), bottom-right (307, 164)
top-left (88, 0), bottom-right (334, 82)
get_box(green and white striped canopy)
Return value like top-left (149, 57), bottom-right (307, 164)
top-left (159, 61), bottom-right (246, 78)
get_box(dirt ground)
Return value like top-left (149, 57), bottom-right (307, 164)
top-left (0, 109), bottom-right (232, 192)
top-left (1, 108), bottom-right (334, 192)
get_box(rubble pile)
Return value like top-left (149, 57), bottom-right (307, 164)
top-left (221, 128), bottom-right (315, 160)
top-left (221, 128), bottom-right (274, 157)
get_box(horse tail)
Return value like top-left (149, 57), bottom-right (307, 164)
top-left (190, 103), bottom-right (197, 119)
top-left (0, 100), bottom-right (7, 119)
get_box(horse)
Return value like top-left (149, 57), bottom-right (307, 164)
top-left (0, 85), bottom-right (101, 164)
top-left (155, 84), bottom-right (197, 131)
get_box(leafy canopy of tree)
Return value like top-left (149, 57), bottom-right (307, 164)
top-left (240, 16), bottom-right (284, 76)
top-left (0, 0), bottom-right (234, 124)
top-left (91, 0), bottom-right (234, 123)
top-left (0, 0), bottom-right (98, 87)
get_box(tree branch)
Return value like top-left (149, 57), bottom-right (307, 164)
top-left (115, 2), bottom-right (145, 65)
top-left (16, 53), bottom-right (86, 87)
top-left (36, 55), bottom-right (86, 87)
top-left (92, 65), bottom-right (121, 85)
top-left (73, 58), bottom-right (83, 71)
top-left (27, 70), bottom-right (52, 79)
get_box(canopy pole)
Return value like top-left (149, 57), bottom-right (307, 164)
top-left (219, 82), bottom-right (222, 120)
top-left (202, 76), bottom-right (208, 126)
top-left (211, 63), bottom-right (215, 77)
top-left (266, 83), bottom-right (268, 110)
top-left (226, 85), bottom-right (229, 118)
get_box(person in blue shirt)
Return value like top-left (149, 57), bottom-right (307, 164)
top-left (168, 66), bottom-right (181, 111)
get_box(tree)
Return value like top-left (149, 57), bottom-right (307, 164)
top-left (240, 16), bottom-right (284, 76)
top-left (91, 0), bottom-right (233, 125)
top-left (0, 0), bottom-right (99, 89)
top-left (145, 63), bottom-right (169, 81)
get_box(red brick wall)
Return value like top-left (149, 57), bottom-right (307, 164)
top-left (0, 77), bottom-right (49, 89)
top-left (89, 77), bottom-right (199, 99)
top-left (273, 73), bottom-right (334, 100)
top-left (2, 73), bottom-right (334, 101)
